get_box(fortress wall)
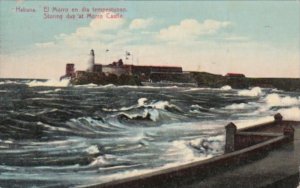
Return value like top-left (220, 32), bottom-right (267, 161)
top-left (85, 135), bottom-right (290, 188)
top-left (102, 66), bottom-right (131, 76)
top-left (84, 115), bottom-right (297, 188)
top-left (234, 133), bottom-right (279, 150)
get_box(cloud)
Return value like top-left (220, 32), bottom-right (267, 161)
top-left (35, 42), bottom-right (55, 48)
top-left (224, 35), bottom-right (250, 42)
top-left (54, 16), bottom-right (126, 47)
top-left (158, 19), bottom-right (232, 41)
top-left (2, 17), bottom-right (299, 79)
top-left (129, 18), bottom-right (154, 30)
top-left (89, 16), bottom-right (125, 31)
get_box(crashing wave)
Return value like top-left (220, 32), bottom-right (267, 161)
top-left (220, 85), bottom-right (232, 90)
top-left (224, 103), bottom-right (252, 110)
top-left (37, 88), bottom-right (61, 94)
top-left (188, 135), bottom-right (224, 155)
top-left (265, 93), bottom-right (300, 107)
top-left (103, 98), bottom-right (181, 114)
top-left (27, 79), bottom-right (70, 87)
top-left (238, 87), bottom-right (262, 97)
top-left (278, 107), bottom-right (300, 121)
top-left (118, 109), bottom-right (160, 122)
top-left (74, 83), bottom-right (99, 88)
top-left (85, 145), bottom-right (100, 155)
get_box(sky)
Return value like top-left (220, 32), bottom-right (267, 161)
top-left (0, 0), bottom-right (300, 79)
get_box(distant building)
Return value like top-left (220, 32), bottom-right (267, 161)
top-left (93, 64), bottom-right (102, 73)
top-left (226, 73), bottom-right (246, 78)
top-left (102, 59), bottom-right (132, 76)
top-left (102, 58), bottom-right (182, 76)
top-left (65, 63), bottom-right (75, 77)
top-left (61, 49), bottom-right (184, 80)
top-left (132, 65), bottom-right (182, 76)
top-left (86, 49), bottom-right (95, 72)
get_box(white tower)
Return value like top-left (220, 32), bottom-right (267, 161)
top-left (87, 49), bottom-right (95, 72)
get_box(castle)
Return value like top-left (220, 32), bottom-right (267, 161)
top-left (61, 49), bottom-right (189, 85)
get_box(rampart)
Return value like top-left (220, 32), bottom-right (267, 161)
top-left (82, 113), bottom-right (299, 188)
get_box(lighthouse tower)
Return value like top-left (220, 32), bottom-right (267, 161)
top-left (87, 49), bottom-right (95, 72)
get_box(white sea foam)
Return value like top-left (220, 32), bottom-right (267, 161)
top-left (151, 101), bottom-right (170, 109)
top-left (220, 85), bottom-right (232, 90)
top-left (3, 140), bottom-right (14, 144)
top-left (91, 153), bottom-right (221, 186)
top-left (265, 93), bottom-right (300, 107)
top-left (191, 104), bottom-right (202, 108)
top-left (224, 103), bottom-right (250, 110)
top-left (278, 107), bottom-right (300, 121)
top-left (85, 145), bottom-right (100, 155)
top-left (119, 109), bottom-right (160, 122)
top-left (138, 98), bottom-right (148, 106)
top-left (103, 98), bottom-right (179, 114)
top-left (89, 156), bottom-right (108, 166)
top-left (37, 88), bottom-right (61, 94)
top-left (74, 83), bottom-right (99, 88)
top-left (0, 80), bottom-right (22, 85)
top-left (27, 79), bottom-right (70, 87)
top-left (189, 136), bottom-right (224, 155)
top-left (102, 98), bottom-right (147, 112)
top-left (148, 100), bottom-right (180, 111)
top-left (238, 87), bottom-right (262, 97)
top-left (166, 140), bottom-right (197, 162)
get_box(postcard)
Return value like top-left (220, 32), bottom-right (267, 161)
top-left (0, 1), bottom-right (299, 187)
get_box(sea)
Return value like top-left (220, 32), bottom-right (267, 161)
top-left (0, 79), bottom-right (299, 187)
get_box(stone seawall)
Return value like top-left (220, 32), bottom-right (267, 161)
top-left (82, 114), bottom-right (299, 188)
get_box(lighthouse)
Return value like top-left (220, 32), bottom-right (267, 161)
top-left (87, 49), bottom-right (95, 72)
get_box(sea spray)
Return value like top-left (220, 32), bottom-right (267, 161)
top-left (220, 85), bottom-right (232, 90)
top-left (27, 79), bottom-right (70, 87)
top-left (0, 79), bottom-right (299, 187)
top-left (265, 93), bottom-right (300, 107)
top-left (238, 87), bottom-right (262, 97)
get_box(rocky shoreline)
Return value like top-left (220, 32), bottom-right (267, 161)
top-left (71, 71), bottom-right (300, 91)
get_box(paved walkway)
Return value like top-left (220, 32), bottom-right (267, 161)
top-left (185, 125), bottom-right (300, 188)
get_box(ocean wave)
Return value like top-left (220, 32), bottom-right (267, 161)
top-left (37, 88), bottom-right (62, 94)
top-left (143, 100), bottom-right (182, 113)
top-left (277, 107), bottom-right (300, 121)
top-left (138, 98), bottom-right (147, 106)
top-left (220, 85), bottom-right (232, 90)
top-left (0, 80), bottom-right (23, 85)
top-left (66, 117), bottom-right (122, 134)
top-left (265, 93), bottom-right (300, 107)
top-left (164, 135), bottom-right (224, 163)
top-left (188, 135), bottom-right (224, 155)
top-left (114, 99), bottom-right (184, 124)
top-left (85, 145), bottom-right (100, 155)
top-left (224, 103), bottom-right (253, 110)
top-left (238, 87), bottom-right (262, 97)
top-left (103, 98), bottom-right (181, 114)
top-left (74, 83), bottom-right (102, 88)
top-left (189, 105), bottom-right (214, 116)
top-left (118, 109), bottom-right (160, 122)
top-left (27, 79), bottom-right (70, 87)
